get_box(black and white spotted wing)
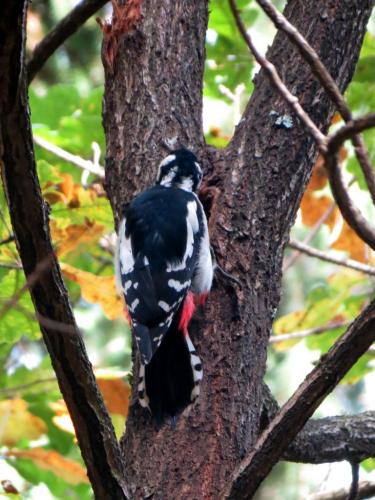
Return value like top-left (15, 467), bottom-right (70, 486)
top-left (116, 185), bottom-right (206, 364)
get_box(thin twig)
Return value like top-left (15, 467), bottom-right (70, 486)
top-left (27, 0), bottom-right (108, 83)
top-left (288, 239), bottom-right (375, 276)
top-left (0, 234), bottom-right (15, 246)
top-left (309, 480), bottom-right (375, 500)
top-left (255, 0), bottom-right (375, 204)
top-left (0, 261), bottom-right (22, 270)
top-left (348, 462), bottom-right (360, 500)
top-left (269, 320), bottom-right (351, 344)
top-left (33, 135), bottom-right (105, 178)
top-left (0, 255), bottom-right (53, 320)
top-left (283, 202), bottom-right (336, 271)
top-left (0, 377), bottom-right (57, 396)
top-left (228, 0), bottom-right (327, 151)
top-left (328, 115), bottom-right (375, 155)
top-left (230, 0), bottom-right (375, 253)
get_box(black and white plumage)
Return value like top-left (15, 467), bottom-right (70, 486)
top-left (115, 148), bottom-right (213, 421)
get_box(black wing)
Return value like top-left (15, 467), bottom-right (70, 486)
top-left (116, 185), bottom-right (204, 363)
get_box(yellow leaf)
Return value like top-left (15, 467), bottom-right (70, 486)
top-left (0, 399), bottom-right (46, 446)
top-left (60, 262), bottom-right (124, 320)
top-left (51, 219), bottom-right (105, 257)
top-left (272, 310), bottom-right (307, 351)
top-left (97, 377), bottom-right (130, 417)
top-left (331, 220), bottom-right (369, 263)
top-left (307, 155), bottom-right (328, 191)
top-left (5, 449), bottom-right (89, 485)
top-left (300, 192), bottom-right (338, 229)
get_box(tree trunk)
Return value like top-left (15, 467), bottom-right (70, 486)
top-left (103, 0), bottom-right (372, 497)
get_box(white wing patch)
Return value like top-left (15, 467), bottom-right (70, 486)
top-left (117, 218), bottom-right (135, 278)
top-left (128, 298), bottom-right (140, 313)
top-left (158, 300), bottom-right (171, 312)
top-left (168, 279), bottom-right (191, 292)
top-left (191, 203), bottom-right (213, 295)
top-left (166, 200), bottom-right (198, 272)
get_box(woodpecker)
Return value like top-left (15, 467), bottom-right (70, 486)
top-left (115, 148), bottom-right (213, 422)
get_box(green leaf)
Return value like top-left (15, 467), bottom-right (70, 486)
top-left (0, 271), bottom-right (40, 343)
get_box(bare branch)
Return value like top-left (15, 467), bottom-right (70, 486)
top-left (325, 157), bottom-right (375, 252)
top-left (224, 299), bottom-right (375, 498)
top-left (230, 0), bottom-right (375, 255)
top-left (0, 377), bottom-right (57, 396)
top-left (228, 0), bottom-right (327, 150)
top-left (288, 239), bottom-right (375, 276)
top-left (255, 0), bottom-right (375, 204)
top-left (328, 114), bottom-right (375, 155)
top-left (310, 481), bottom-right (375, 500)
top-left (269, 320), bottom-right (350, 344)
top-left (283, 202), bottom-right (336, 271)
top-left (285, 412), bottom-right (375, 464)
top-left (0, 261), bottom-right (22, 270)
top-left (0, 234), bottom-right (15, 245)
top-left (27, 0), bottom-right (108, 83)
top-left (33, 135), bottom-right (105, 179)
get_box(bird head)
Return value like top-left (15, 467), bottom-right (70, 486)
top-left (156, 148), bottom-right (203, 192)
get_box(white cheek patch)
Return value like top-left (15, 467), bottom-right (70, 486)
top-left (159, 166), bottom-right (178, 187)
top-left (159, 154), bottom-right (176, 168)
top-left (178, 177), bottom-right (194, 192)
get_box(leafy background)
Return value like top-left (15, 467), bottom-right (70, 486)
top-left (0, 0), bottom-right (375, 498)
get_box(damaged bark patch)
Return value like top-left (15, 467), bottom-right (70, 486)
top-left (97, 0), bottom-right (143, 72)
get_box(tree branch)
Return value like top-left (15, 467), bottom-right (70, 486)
top-left (0, 2), bottom-right (127, 498)
top-left (324, 116), bottom-right (375, 251)
top-left (228, 0), bottom-right (327, 150)
top-left (269, 320), bottom-right (350, 344)
top-left (310, 481), bottom-right (375, 500)
top-left (33, 135), bottom-right (105, 179)
top-left (283, 202), bottom-right (336, 271)
top-left (288, 239), bottom-right (375, 276)
top-left (285, 412), bottom-right (375, 464)
top-left (224, 299), bottom-right (375, 498)
top-left (27, 0), bottom-right (108, 83)
top-left (255, 0), bottom-right (375, 205)
top-left (231, 0), bottom-right (375, 254)
top-left (262, 388), bottom-right (375, 464)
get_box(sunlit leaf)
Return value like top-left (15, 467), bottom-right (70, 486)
top-left (0, 271), bottom-right (40, 343)
top-left (60, 263), bottom-right (124, 320)
top-left (5, 449), bottom-right (89, 486)
top-left (50, 220), bottom-right (106, 257)
top-left (0, 399), bottom-right (46, 446)
top-left (331, 220), bottom-right (371, 263)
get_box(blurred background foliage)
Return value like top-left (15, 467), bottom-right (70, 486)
top-left (0, 0), bottom-right (375, 498)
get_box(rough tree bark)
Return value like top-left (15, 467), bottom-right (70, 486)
top-left (103, 0), bottom-right (372, 498)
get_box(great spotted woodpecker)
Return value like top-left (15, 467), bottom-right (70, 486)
top-left (115, 148), bottom-right (213, 422)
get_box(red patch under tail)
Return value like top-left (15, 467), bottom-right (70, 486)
top-left (178, 292), bottom-right (196, 334)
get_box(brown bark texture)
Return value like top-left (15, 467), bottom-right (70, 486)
top-left (0, 2), bottom-right (127, 498)
top-left (102, 0), bottom-right (372, 498)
